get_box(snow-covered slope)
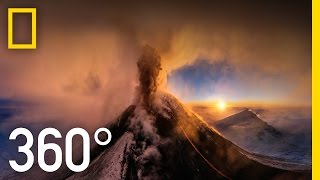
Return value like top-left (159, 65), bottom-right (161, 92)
top-left (68, 132), bottom-right (134, 180)
top-left (213, 109), bottom-right (311, 165)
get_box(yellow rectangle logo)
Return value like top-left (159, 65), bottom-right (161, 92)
top-left (8, 8), bottom-right (37, 49)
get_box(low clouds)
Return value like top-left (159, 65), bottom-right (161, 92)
top-left (0, 30), bottom-right (140, 133)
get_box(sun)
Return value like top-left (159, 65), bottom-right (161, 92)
top-left (217, 101), bottom-right (226, 110)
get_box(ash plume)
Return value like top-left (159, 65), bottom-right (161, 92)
top-left (137, 45), bottom-right (162, 110)
top-left (129, 45), bottom-right (165, 179)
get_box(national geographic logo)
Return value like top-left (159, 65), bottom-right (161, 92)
top-left (7, 8), bottom-right (37, 50)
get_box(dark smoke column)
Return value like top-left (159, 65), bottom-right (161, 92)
top-left (137, 45), bottom-right (162, 110)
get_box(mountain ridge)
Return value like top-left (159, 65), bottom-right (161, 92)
top-left (213, 108), bottom-right (310, 166)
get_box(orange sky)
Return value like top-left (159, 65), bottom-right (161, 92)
top-left (0, 0), bottom-right (311, 107)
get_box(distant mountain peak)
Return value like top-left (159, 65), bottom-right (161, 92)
top-left (216, 108), bottom-right (282, 137)
top-left (215, 109), bottom-right (278, 133)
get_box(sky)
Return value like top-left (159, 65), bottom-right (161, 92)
top-left (0, 0), bottom-right (312, 132)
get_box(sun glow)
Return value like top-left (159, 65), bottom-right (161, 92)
top-left (217, 101), bottom-right (226, 110)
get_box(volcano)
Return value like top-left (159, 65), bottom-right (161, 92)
top-left (65, 92), bottom-right (310, 180)
top-left (213, 109), bottom-right (285, 156)
top-left (213, 109), bottom-right (311, 165)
